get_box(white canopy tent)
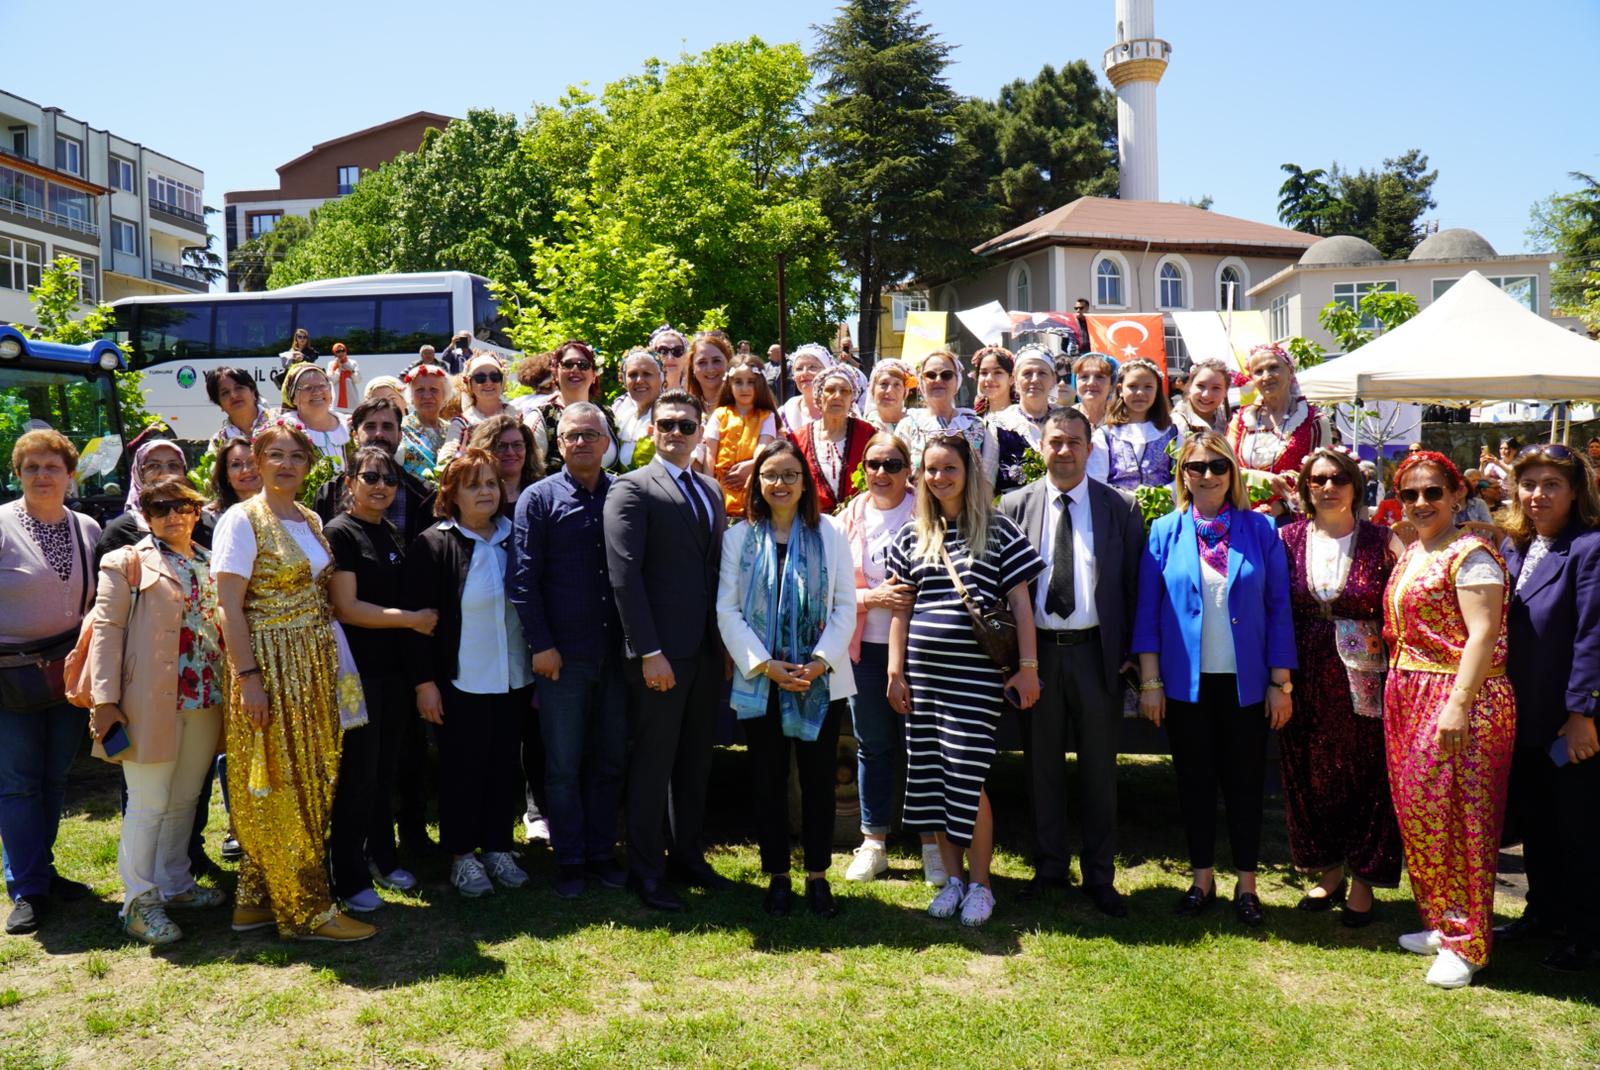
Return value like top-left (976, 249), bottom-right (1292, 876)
top-left (1296, 271), bottom-right (1600, 404)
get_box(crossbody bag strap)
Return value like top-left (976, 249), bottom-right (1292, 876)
top-left (938, 541), bottom-right (981, 611)
top-left (70, 511), bottom-right (92, 616)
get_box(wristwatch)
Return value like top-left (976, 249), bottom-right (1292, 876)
top-left (1270, 680), bottom-right (1293, 695)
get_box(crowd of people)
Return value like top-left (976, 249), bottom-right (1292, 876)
top-left (0, 323), bottom-right (1594, 993)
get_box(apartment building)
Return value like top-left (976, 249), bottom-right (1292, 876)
top-left (0, 88), bottom-right (209, 325)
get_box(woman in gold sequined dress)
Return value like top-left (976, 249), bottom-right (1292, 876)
top-left (210, 422), bottom-right (375, 942)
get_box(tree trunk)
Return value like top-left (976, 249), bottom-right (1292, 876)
top-left (856, 230), bottom-right (879, 366)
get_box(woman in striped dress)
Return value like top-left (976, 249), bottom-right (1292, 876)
top-left (885, 434), bottom-right (1043, 927)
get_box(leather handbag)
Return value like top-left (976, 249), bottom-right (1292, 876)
top-left (939, 542), bottom-right (1018, 674)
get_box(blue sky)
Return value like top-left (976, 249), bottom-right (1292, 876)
top-left (3, 0), bottom-right (1594, 255)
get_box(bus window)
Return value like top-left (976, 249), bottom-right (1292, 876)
top-left (132, 303), bottom-right (213, 366)
top-left (472, 276), bottom-right (513, 348)
top-left (215, 300), bottom-right (293, 357)
top-left (0, 366), bottom-right (123, 504)
top-left (378, 294), bottom-right (452, 353)
top-left (294, 298), bottom-right (378, 354)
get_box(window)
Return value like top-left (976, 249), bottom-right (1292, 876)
top-left (8, 127), bottom-right (27, 159)
top-left (111, 219), bottom-right (139, 255)
top-left (293, 298), bottom-right (378, 353)
top-left (1158, 260), bottom-right (1186, 309)
top-left (248, 212), bottom-right (282, 239)
top-left (1216, 259), bottom-right (1249, 310)
top-left (336, 166), bottom-right (360, 196)
top-left (214, 300), bottom-right (291, 357)
top-left (1010, 262), bottom-right (1032, 312)
top-left (54, 135), bottom-right (81, 175)
top-left (379, 294), bottom-right (454, 352)
top-left (1431, 278), bottom-right (1458, 302)
top-left (471, 276), bottom-right (513, 348)
top-left (1489, 275), bottom-right (1538, 313)
top-left (0, 165), bottom-right (45, 211)
top-left (133, 303), bottom-right (214, 364)
top-left (1332, 280), bottom-right (1398, 329)
top-left (46, 185), bottom-right (92, 228)
top-left (147, 174), bottom-right (203, 218)
top-left (109, 156), bottom-right (135, 192)
top-left (1163, 318), bottom-right (1189, 369)
top-left (0, 233), bottom-right (44, 292)
top-left (890, 293), bottom-right (928, 332)
top-left (1096, 257), bottom-right (1124, 307)
top-left (60, 253), bottom-right (98, 303)
top-left (1268, 293), bottom-right (1290, 341)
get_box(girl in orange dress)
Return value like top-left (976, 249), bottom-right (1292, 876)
top-left (699, 357), bottom-right (778, 521)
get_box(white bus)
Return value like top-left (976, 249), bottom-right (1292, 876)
top-left (108, 271), bottom-right (518, 441)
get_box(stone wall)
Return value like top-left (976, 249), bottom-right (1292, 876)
top-left (1418, 418), bottom-right (1600, 474)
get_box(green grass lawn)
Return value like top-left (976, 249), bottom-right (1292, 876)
top-left (2, 751), bottom-right (1596, 1070)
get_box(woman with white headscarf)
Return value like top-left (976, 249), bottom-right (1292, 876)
top-left (987, 345), bottom-right (1058, 456)
top-left (94, 440), bottom-right (196, 568)
top-left (779, 344), bottom-right (834, 436)
top-left (445, 352), bottom-right (514, 450)
top-left (792, 366), bottom-right (877, 514)
top-left (893, 350), bottom-right (1000, 488)
top-left (1227, 343), bottom-right (1331, 519)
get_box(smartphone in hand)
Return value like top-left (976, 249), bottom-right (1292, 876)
top-left (102, 722), bottom-right (132, 759)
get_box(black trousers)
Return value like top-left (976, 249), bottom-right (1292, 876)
top-left (328, 673), bottom-right (407, 897)
top-left (625, 648), bottom-right (721, 881)
top-left (1508, 741), bottom-right (1600, 949)
top-left (394, 711), bottom-right (432, 837)
top-left (1024, 639), bottom-right (1122, 887)
top-left (521, 700), bottom-right (546, 823)
top-left (746, 694), bottom-right (844, 876)
top-left (437, 684), bottom-right (529, 856)
top-left (1164, 673), bottom-right (1268, 873)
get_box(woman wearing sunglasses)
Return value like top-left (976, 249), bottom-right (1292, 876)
top-left (1382, 450), bottom-right (1516, 988)
top-left (1277, 448), bottom-right (1405, 928)
top-left (84, 477), bottom-right (227, 945)
top-left (445, 352), bottom-right (514, 451)
top-left (894, 350), bottom-right (1000, 490)
top-left (1132, 432), bottom-right (1296, 927)
top-left (716, 440), bottom-right (857, 918)
top-left (528, 341), bottom-right (618, 476)
top-left (646, 325), bottom-right (690, 392)
top-left (324, 447), bottom-right (440, 914)
top-left (837, 433), bottom-right (945, 886)
top-left (1497, 443), bottom-right (1600, 973)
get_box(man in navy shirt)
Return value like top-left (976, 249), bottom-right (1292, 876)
top-left (510, 402), bottom-right (628, 898)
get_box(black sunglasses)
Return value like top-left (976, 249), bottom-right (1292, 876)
top-left (864, 458), bottom-right (907, 474)
top-left (1399, 485), bottom-right (1447, 505)
top-left (655, 418), bottom-right (699, 436)
top-left (144, 499), bottom-right (199, 519)
top-left (470, 371), bottom-right (504, 385)
top-left (1306, 472), bottom-right (1353, 488)
top-left (653, 344), bottom-right (686, 357)
top-left (923, 369), bottom-right (956, 382)
top-left (356, 470), bottom-right (399, 487)
top-left (1183, 459), bottom-right (1232, 478)
top-left (559, 359), bottom-right (594, 372)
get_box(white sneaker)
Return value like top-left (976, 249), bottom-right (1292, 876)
top-left (959, 883), bottom-right (995, 928)
top-left (1399, 929), bottom-right (1442, 956)
top-left (481, 851), bottom-right (530, 889)
top-left (1425, 948), bottom-right (1479, 989)
top-left (845, 843), bottom-right (889, 882)
top-left (450, 855), bottom-right (494, 898)
top-left (369, 864), bottom-right (417, 892)
top-left (523, 816), bottom-right (550, 844)
top-left (921, 843), bottom-right (948, 887)
top-left (929, 877), bottom-right (967, 919)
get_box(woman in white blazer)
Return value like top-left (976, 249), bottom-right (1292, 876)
top-left (717, 439), bottom-right (857, 919)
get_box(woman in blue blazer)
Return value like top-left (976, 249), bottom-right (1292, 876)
top-left (1498, 443), bottom-right (1600, 973)
top-left (1133, 432), bottom-right (1297, 926)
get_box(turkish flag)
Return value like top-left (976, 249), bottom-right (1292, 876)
top-left (1086, 314), bottom-right (1168, 380)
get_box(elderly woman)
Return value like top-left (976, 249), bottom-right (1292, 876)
top-left (1228, 343), bottom-right (1331, 520)
top-left (1277, 448), bottom-right (1404, 926)
top-left (988, 345), bottom-right (1057, 454)
top-left (865, 359), bottom-right (913, 434)
top-left (1383, 450), bottom-right (1516, 988)
top-left (0, 430), bottom-right (102, 936)
top-left (446, 353), bottom-right (514, 449)
top-left (612, 348), bottom-right (664, 469)
top-left (468, 414), bottom-right (545, 520)
top-left (399, 363), bottom-right (452, 485)
top-left (85, 477), bottom-right (227, 945)
top-left (528, 341), bottom-right (617, 475)
top-left (205, 367), bottom-right (272, 450)
top-left (1497, 444), bottom-right (1600, 972)
top-left (405, 448), bottom-right (533, 898)
top-left (792, 366), bottom-right (876, 515)
top-left (1070, 352), bottom-right (1117, 429)
top-left (94, 439), bottom-right (194, 568)
top-left (1133, 432), bottom-right (1296, 928)
top-left (717, 441), bottom-right (858, 918)
top-left (894, 350), bottom-right (1001, 489)
top-left (280, 363), bottom-right (352, 465)
top-left (647, 325), bottom-right (690, 391)
top-left (210, 421), bottom-right (374, 943)
top-left (779, 344), bottom-right (831, 435)
top-left (686, 333), bottom-right (732, 416)
top-left (1172, 358), bottom-right (1232, 436)
top-left (1089, 359), bottom-right (1180, 492)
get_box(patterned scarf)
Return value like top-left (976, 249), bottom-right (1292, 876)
top-left (1193, 502), bottom-right (1233, 575)
top-left (729, 519), bottom-right (832, 741)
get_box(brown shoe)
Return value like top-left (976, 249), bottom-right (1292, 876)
top-left (298, 912), bottom-right (376, 943)
top-left (230, 904), bottom-right (275, 932)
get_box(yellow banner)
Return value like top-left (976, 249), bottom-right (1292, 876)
top-left (901, 310), bottom-right (949, 365)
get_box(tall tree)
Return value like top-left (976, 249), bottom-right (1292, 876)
top-left (1528, 171), bottom-right (1600, 315)
top-left (230, 214), bottom-right (312, 292)
top-left (1277, 164), bottom-right (1338, 235)
top-left (810, 0), bottom-right (979, 360)
top-left (181, 206), bottom-right (227, 285)
top-left (1277, 150), bottom-right (1438, 257)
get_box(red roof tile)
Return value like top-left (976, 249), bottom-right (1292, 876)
top-left (974, 197), bottom-right (1321, 258)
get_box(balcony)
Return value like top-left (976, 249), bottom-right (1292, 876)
top-left (0, 192), bottom-right (99, 238)
top-left (151, 258), bottom-right (211, 291)
top-left (149, 199), bottom-right (206, 230)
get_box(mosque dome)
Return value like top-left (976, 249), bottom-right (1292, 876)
top-left (1298, 235), bottom-right (1385, 266)
top-left (1408, 228), bottom-right (1497, 261)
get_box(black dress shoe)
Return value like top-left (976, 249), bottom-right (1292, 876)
top-left (1542, 943), bottom-right (1596, 973)
top-left (1494, 914), bottom-right (1560, 943)
top-left (668, 860), bottom-right (734, 891)
top-left (1340, 902), bottom-right (1377, 929)
top-left (220, 835), bottom-right (244, 863)
top-left (1173, 884), bottom-right (1215, 918)
top-left (584, 859), bottom-right (628, 890)
top-left (1081, 883), bottom-right (1129, 918)
top-left (805, 878), bottom-right (839, 918)
top-left (554, 865), bottom-right (587, 900)
top-left (5, 895), bottom-right (48, 935)
top-left (1295, 881), bottom-right (1346, 912)
top-left (49, 874), bottom-right (92, 902)
top-left (763, 876), bottom-right (793, 917)
top-left (630, 876), bottom-right (685, 913)
top-left (1234, 891), bottom-right (1265, 928)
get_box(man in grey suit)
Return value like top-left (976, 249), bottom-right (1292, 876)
top-left (999, 407), bottom-right (1143, 917)
top-left (604, 389), bottom-right (729, 912)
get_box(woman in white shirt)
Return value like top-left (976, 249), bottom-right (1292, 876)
top-left (279, 363), bottom-right (351, 466)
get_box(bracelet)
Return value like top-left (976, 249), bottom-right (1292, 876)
top-left (1018, 659), bottom-right (1039, 670)
top-left (1139, 679), bottom-right (1164, 692)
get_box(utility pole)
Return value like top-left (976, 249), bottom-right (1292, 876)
top-left (776, 252), bottom-right (788, 404)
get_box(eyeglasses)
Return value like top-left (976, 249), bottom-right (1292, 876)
top-left (471, 371), bottom-right (504, 385)
top-left (356, 470), bottom-right (399, 487)
top-left (1182, 459), bottom-right (1232, 478)
top-left (759, 469), bottom-right (803, 485)
top-left (1398, 485), bottom-right (1447, 505)
top-left (559, 429), bottom-right (605, 445)
top-left (864, 458), bottom-right (907, 474)
top-left (144, 500), bottom-right (199, 519)
top-left (655, 418), bottom-right (699, 436)
top-left (1518, 443), bottom-right (1577, 463)
top-left (1306, 472), bottom-right (1353, 488)
top-left (558, 360), bottom-right (594, 372)
top-left (491, 440), bottom-right (526, 454)
top-left (653, 344), bottom-right (686, 358)
top-left (923, 370), bottom-right (956, 382)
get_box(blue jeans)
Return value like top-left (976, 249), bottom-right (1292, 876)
top-left (0, 701), bottom-right (84, 900)
top-left (536, 652), bottom-right (628, 867)
top-left (853, 642), bottom-right (904, 836)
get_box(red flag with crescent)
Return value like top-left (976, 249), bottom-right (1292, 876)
top-left (1085, 314), bottom-right (1168, 380)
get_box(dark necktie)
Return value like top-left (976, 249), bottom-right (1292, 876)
top-left (1044, 492), bottom-right (1076, 619)
top-left (680, 471), bottom-right (708, 532)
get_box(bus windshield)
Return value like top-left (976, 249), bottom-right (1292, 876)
top-left (0, 365), bottom-right (126, 506)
